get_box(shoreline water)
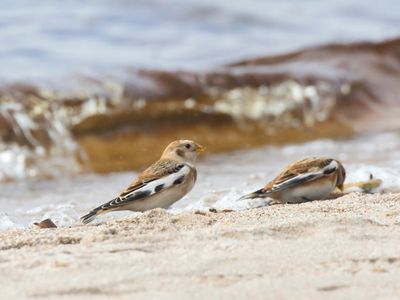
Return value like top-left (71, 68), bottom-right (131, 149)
top-left (1, 131), bottom-right (400, 230)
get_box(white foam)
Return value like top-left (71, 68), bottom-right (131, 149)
top-left (0, 212), bottom-right (22, 230)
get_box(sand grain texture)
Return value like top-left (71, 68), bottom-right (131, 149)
top-left (1, 193), bottom-right (400, 300)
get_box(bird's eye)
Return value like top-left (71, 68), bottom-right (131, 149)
top-left (185, 144), bottom-right (191, 149)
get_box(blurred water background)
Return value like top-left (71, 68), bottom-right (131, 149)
top-left (1, 0), bottom-right (400, 229)
top-left (2, 0), bottom-right (399, 79)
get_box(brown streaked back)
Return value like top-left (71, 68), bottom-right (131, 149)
top-left (262, 157), bottom-right (336, 192)
top-left (119, 159), bottom-right (185, 197)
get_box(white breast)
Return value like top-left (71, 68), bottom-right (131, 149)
top-left (279, 178), bottom-right (336, 203)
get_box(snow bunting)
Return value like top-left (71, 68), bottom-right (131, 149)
top-left (239, 157), bottom-right (346, 204)
top-left (81, 140), bottom-right (205, 224)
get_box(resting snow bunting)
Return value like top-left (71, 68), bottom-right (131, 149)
top-left (239, 157), bottom-right (346, 204)
top-left (81, 140), bottom-right (205, 224)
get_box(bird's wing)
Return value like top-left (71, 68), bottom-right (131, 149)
top-left (263, 157), bottom-right (338, 194)
top-left (97, 159), bottom-right (191, 211)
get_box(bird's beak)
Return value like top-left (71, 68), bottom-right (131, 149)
top-left (196, 144), bottom-right (205, 153)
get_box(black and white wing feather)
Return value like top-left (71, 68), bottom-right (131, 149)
top-left (81, 159), bottom-right (191, 224)
top-left (239, 158), bottom-right (338, 200)
top-left (263, 158), bottom-right (338, 194)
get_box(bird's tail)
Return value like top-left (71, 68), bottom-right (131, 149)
top-left (80, 208), bottom-right (101, 225)
top-left (237, 189), bottom-right (266, 201)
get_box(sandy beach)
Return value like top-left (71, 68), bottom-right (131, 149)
top-left (1, 192), bottom-right (400, 300)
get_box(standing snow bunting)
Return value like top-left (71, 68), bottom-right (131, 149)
top-left (239, 157), bottom-right (346, 204)
top-left (81, 140), bottom-right (205, 224)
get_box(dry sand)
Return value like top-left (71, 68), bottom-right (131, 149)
top-left (1, 192), bottom-right (400, 300)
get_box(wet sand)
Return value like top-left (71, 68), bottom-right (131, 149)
top-left (1, 192), bottom-right (400, 299)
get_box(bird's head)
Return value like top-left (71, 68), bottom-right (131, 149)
top-left (161, 140), bottom-right (205, 164)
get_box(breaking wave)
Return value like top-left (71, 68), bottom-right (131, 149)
top-left (1, 38), bottom-right (400, 180)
